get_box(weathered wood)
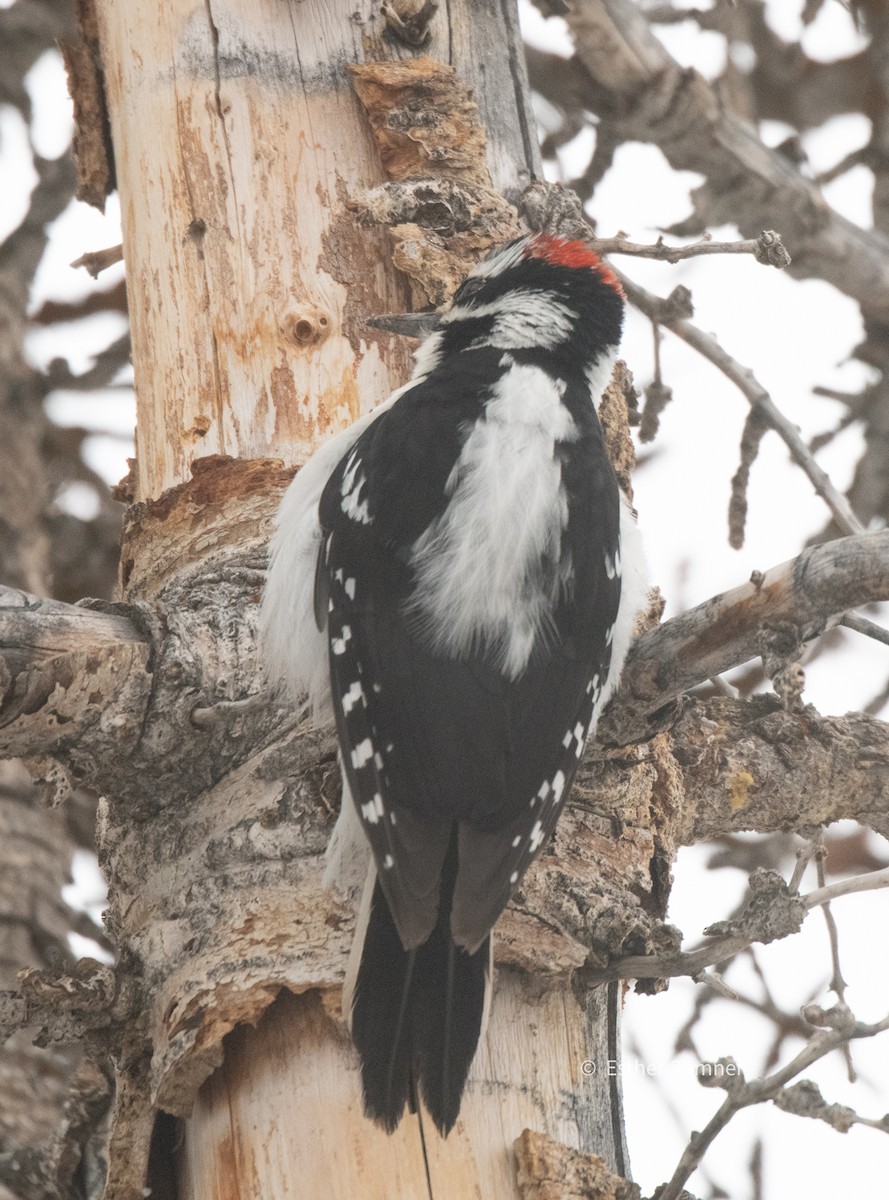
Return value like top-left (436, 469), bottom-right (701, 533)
top-left (95, 0), bottom-right (408, 501)
top-left (94, 0), bottom-right (538, 504)
top-left (600, 530), bottom-right (889, 744)
top-left (86, 1), bottom-right (639, 1195)
top-left (0, 585), bottom-right (149, 767)
top-left (179, 981), bottom-right (624, 1200)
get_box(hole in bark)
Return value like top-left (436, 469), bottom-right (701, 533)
top-left (282, 306), bottom-right (331, 346)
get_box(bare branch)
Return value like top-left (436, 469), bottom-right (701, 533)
top-left (561, 0), bottom-right (889, 322)
top-left (617, 271), bottom-right (866, 539)
top-left (0, 586), bottom-right (150, 763)
top-left (70, 244), bottom-right (124, 278)
top-left (590, 230), bottom-right (791, 267)
top-left (804, 865), bottom-right (889, 909)
top-left (773, 1079), bottom-right (889, 1134)
top-left (44, 333), bottom-right (132, 394)
top-left (841, 611), bottom-right (889, 649)
top-left (30, 279), bottom-right (128, 324)
top-left (585, 865), bottom-right (889, 986)
top-left (657, 1006), bottom-right (889, 1200)
top-left (604, 531), bottom-right (889, 742)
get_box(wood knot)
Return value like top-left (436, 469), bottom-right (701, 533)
top-left (281, 305), bottom-right (331, 347)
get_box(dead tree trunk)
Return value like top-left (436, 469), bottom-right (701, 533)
top-left (5, 3), bottom-right (889, 1198)
top-left (73, 1), bottom-right (643, 1196)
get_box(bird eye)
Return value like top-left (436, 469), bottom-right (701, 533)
top-left (454, 277), bottom-right (485, 305)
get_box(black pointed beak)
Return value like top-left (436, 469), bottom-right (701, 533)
top-left (367, 312), bottom-right (441, 338)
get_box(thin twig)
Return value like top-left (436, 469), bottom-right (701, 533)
top-left (692, 969), bottom-right (739, 1000)
top-left (657, 1006), bottom-right (889, 1200)
top-left (707, 674), bottom-right (738, 698)
top-left (841, 612), bottom-right (889, 649)
top-left (587, 866), bottom-right (889, 984)
top-left (591, 230), bottom-right (791, 267)
top-left (618, 272), bottom-right (866, 538)
top-left (70, 244), bottom-right (124, 278)
top-left (813, 832), bottom-right (855, 1081)
top-left (788, 836), bottom-right (820, 893)
top-left (814, 146), bottom-right (870, 186)
top-left (803, 865), bottom-right (889, 909)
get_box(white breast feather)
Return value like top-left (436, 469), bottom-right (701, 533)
top-left (407, 359), bottom-right (578, 680)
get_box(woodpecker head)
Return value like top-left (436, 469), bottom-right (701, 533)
top-left (409, 233), bottom-right (624, 380)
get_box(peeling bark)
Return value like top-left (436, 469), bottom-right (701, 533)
top-left (7, 3), bottom-right (889, 1197)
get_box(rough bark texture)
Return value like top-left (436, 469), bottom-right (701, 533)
top-left (0, 4), bottom-right (109, 1193)
top-left (52, 1), bottom-right (645, 1196)
top-left (6, 2), bottom-right (889, 1198)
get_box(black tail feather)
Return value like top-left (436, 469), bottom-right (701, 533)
top-left (351, 882), bottom-right (416, 1131)
top-left (412, 921), bottom-right (490, 1135)
top-left (350, 846), bottom-right (490, 1135)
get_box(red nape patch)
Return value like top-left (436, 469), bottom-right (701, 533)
top-left (525, 234), bottom-right (624, 297)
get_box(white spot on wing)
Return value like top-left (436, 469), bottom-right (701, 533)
top-left (340, 681), bottom-right (365, 714)
top-left (341, 472), bottom-right (372, 525)
top-left (529, 820), bottom-right (544, 852)
top-left (351, 739), bottom-right (374, 769)
top-left (573, 721), bottom-right (586, 757)
top-left (259, 374), bottom-right (412, 721)
top-left (361, 795), bottom-right (383, 824)
top-left (331, 625), bottom-right (352, 656)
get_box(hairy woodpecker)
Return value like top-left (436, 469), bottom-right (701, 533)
top-left (261, 233), bottom-right (647, 1136)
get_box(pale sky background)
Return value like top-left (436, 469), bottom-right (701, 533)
top-left (4, 0), bottom-right (889, 1195)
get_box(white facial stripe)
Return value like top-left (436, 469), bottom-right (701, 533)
top-left (411, 328), bottom-right (445, 379)
top-left (443, 289), bottom-right (576, 352)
